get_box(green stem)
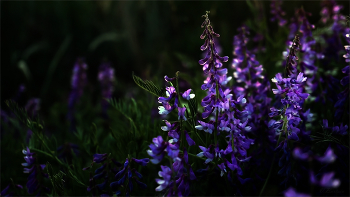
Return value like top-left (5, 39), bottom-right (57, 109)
top-left (259, 132), bottom-right (282, 196)
top-left (259, 105), bottom-right (288, 196)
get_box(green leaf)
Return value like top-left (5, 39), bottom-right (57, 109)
top-left (67, 167), bottom-right (86, 187)
top-left (107, 99), bottom-right (139, 137)
top-left (132, 72), bottom-right (165, 97)
top-left (5, 99), bottom-right (44, 132)
top-left (188, 96), bottom-right (198, 119)
top-left (47, 162), bottom-right (66, 196)
top-left (127, 141), bottom-right (138, 156)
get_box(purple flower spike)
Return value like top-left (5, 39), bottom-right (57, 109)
top-left (132, 158), bottom-right (149, 166)
top-left (98, 62), bottom-right (115, 118)
top-left (178, 107), bottom-right (187, 121)
top-left (182, 89), bottom-right (195, 100)
top-left (270, 0), bottom-right (287, 26)
top-left (22, 147), bottom-right (50, 195)
top-left (68, 58), bottom-right (88, 131)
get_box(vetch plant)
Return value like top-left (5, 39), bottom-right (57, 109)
top-left (2, 3), bottom-right (349, 197)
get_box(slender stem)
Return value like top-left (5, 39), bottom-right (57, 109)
top-left (175, 71), bottom-right (184, 150)
top-left (259, 105), bottom-right (288, 196)
top-left (259, 132), bottom-right (282, 196)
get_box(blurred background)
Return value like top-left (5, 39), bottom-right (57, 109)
top-left (1, 0), bottom-right (349, 114)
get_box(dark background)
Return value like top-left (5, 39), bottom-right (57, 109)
top-left (1, 0), bottom-right (349, 112)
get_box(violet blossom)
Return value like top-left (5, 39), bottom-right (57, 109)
top-left (67, 58), bottom-right (88, 131)
top-left (98, 62), bottom-right (115, 118)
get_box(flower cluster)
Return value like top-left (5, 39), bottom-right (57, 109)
top-left (270, 0), bottom-right (287, 26)
top-left (98, 62), bottom-right (115, 118)
top-left (334, 29), bottom-right (350, 121)
top-left (110, 158), bottom-right (149, 196)
top-left (285, 146), bottom-right (341, 196)
top-left (270, 35), bottom-right (310, 142)
top-left (83, 153), bottom-right (148, 196)
top-left (194, 12), bottom-right (255, 187)
top-left (67, 58), bottom-right (88, 131)
top-left (231, 26), bottom-right (271, 130)
top-left (322, 119), bottom-right (348, 136)
top-left (1, 180), bottom-right (23, 197)
top-left (158, 77), bottom-right (194, 118)
top-left (155, 148), bottom-right (196, 196)
top-left (22, 147), bottom-right (50, 195)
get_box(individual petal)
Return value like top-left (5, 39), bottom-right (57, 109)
top-left (185, 131), bottom-right (196, 146)
top-left (293, 147), bottom-right (309, 160)
top-left (316, 147), bottom-right (336, 164)
top-left (284, 187), bottom-right (311, 197)
top-left (133, 158), bottom-right (149, 166)
top-left (319, 172), bottom-right (340, 188)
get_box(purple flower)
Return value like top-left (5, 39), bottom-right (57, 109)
top-left (182, 89), bottom-right (195, 100)
top-left (284, 187), bottom-right (310, 197)
top-left (197, 145), bottom-right (214, 164)
top-left (132, 158), bottom-right (149, 166)
top-left (155, 165), bottom-right (173, 192)
top-left (315, 146), bottom-right (336, 164)
top-left (195, 120), bottom-right (214, 134)
top-left (1, 182), bottom-right (23, 197)
top-left (67, 58), bottom-right (88, 131)
top-left (178, 107), bottom-right (187, 121)
top-left (319, 172), bottom-right (340, 188)
top-left (158, 85), bottom-right (178, 115)
top-left (93, 153), bottom-right (108, 163)
top-left (98, 62), bottom-right (115, 118)
top-left (284, 34), bottom-right (301, 79)
top-left (292, 147), bottom-right (310, 160)
top-left (310, 171), bottom-right (341, 188)
top-left (22, 147), bottom-right (50, 195)
top-left (147, 136), bottom-right (180, 164)
top-left (184, 131), bottom-right (195, 146)
top-left (270, 0), bottom-right (287, 26)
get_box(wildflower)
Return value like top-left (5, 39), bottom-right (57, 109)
top-left (270, 0), bottom-right (287, 26)
top-left (284, 187), bottom-right (310, 197)
top-left (98, 62), bottom-right (115, 118)
top-left (147, 136), bottom-right (180, 164)
top-left (178, 107), bottom-right (187, 121)
top-left (1, 180), bottom-right (23, 197)
top-left (182, 89), bottom-right (195, 100)
top-left (155, 165), bottom-right (173, 192)
top-left (22, 147), bottom-right (50, 195)
top-left (67, 58), bottom-right (88, 131)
